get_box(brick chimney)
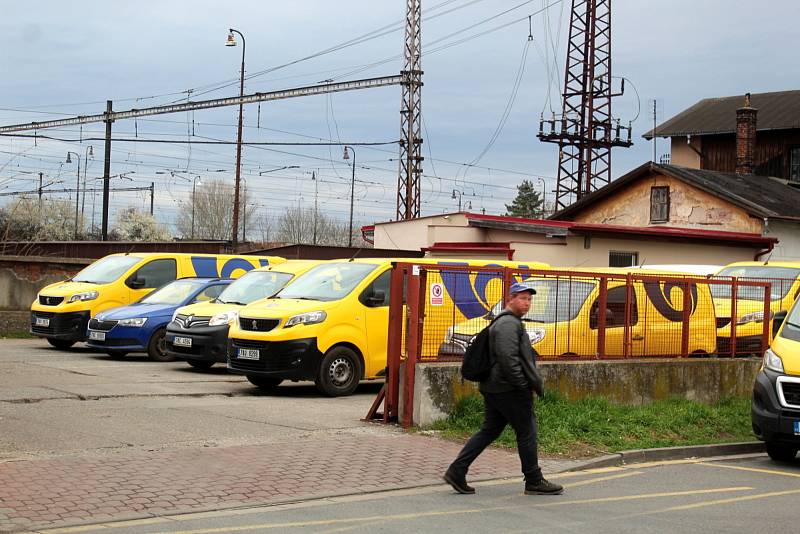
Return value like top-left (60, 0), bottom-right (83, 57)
top-left (735, 93), bottom-right (757, 174)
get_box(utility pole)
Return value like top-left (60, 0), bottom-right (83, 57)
top-left (652, 99), bottom-right (657, 163)
top-left (538, 0), bottom-right (632, 210)
top-left (312, 171), bottom-right (318, 246)
top-left (150, 182), bottom-right (154, 215)
top-left (227, 28), bottom-right (246, 248)
top-left (38, 172), bottom-right (43, 208)
top-left (101, 100), bottom-right (113, 241)
top-left (397, 0), bottom-right (424, 220)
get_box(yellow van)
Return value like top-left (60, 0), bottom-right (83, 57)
top-left (441, 268), bottom-right (717, 359)
top-left (712, 261), bottom-right (800, 355)
top-left (165, 260), bottom-right (322, 369)
top-left (30, 253), bottom-right (285, 349)
top-left (227, 258), bottom-right (548, 395)
top-left (751, 298), bottom-right (800, 462)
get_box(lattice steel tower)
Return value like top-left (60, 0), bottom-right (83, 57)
top-left (397, 0), bottom-right (424, 220)
top-left (538, 0), bottom-right (631, 211)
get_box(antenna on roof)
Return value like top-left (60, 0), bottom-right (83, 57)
top-left (348, 247), bottom-right (363, 262)
top-left (763, 251), bottom-right (773, 265)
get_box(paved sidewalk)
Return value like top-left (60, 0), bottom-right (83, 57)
top-left (0, 432), bottom-right (580, 533)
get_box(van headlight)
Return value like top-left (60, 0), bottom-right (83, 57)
top-left (118, 317), bottom-right (147, 327)
top-left (763, 348), bottom-right (784, 373)
top-left (209, 311), bottom-right (239, 326)
top-left (737, 311), bottom-right (773, 325)
top-left (68, 291), bottom-right (99, 303)
top-left (527, 327), bottom-right (546, 345)
top-left (285, 311), bottom-right (326, 328)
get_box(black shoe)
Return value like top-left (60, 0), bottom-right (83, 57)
top-left (524, 478), bottom-right (563, 495)
top-left (443, 469), bottom-right (475, 494)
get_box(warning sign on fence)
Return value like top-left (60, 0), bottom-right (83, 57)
top-left (430, 282), bottom-right (444, 306)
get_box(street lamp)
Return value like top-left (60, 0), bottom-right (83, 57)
top-left (342, 146), bottom-right (356, 247)
top-left (191, 176), bottom-right (202, 239)
top-left (80, 145), bottom-right (94, 226)
top-left (451, 189), bottom-right (464, 212)
top-left (535, 177), bottom-right (547, 218)
top-left (226, 27), bottom-right (246, 247)
top-left (66, 151), bottom-right (81, 239)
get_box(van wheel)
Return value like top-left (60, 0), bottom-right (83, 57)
top-left (246, 375), bottom-right (283, 390)
top-left (47, 338), bottom-right (75, 349)
top-left (766, 442), bottom-right (798, 462)
top-left (315, 347), bottom-right (362, 397)
top-left (187, 360), bottom-right (214, 370)
top-left (147, 328), bottom-right (173, 362)
top-left (107, 350), bottom-right (128, 359)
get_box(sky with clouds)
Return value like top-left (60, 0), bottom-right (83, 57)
top-left (2, 0), bottom-right (799, 236)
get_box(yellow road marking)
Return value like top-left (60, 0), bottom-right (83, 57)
top-left (564, 471), bottom-right (644, 488)
top-left (642, 488), bottom-right (800, 515)
top-left (697, 461), bottom-right (800, 478)
top-left (149, 487), bottom-right (753, 534)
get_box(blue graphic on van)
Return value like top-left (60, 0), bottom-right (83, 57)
top-left (439, 262), bottom-right (536, 318)
top-left (190, 257), bottom-right (260, 279)
top-left (643, 280), bottom-right (699, 322)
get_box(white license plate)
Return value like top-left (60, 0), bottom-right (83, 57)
top-left (237, 348), bottom-right (260, 360)
top-left (35, 317), bottom-right (50, 327)
top-left (173, 336), bottom-right (192, 348)
top-left (88, 330), bottom-right (106, 341)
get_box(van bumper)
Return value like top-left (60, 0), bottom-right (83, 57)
top-left (718, 335), bottom-right (766, 356)
top-left (30, 311), bottom-right (90, 342)
top-left (227, 337), bottom-right (322, 380)
top-left (751, 368), bottom-right (800, 446)
top-left (85, 324), bottom-right (150, 352)
top-left (166, 324), bottom-right (230, 363)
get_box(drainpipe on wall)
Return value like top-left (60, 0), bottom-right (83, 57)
top-left (735, 93), bottom-right (757, 175)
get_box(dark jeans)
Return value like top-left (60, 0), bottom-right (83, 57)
top-left (449, 389), bottom-right (542, 481)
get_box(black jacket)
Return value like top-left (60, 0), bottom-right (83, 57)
top-left (479, 310), bottom-right (543, 396)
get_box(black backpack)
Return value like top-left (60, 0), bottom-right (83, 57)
top-left (460, 316), bottom-right (501, 382)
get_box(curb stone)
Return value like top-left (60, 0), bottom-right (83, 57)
top-left (562, 441), bottom-right (766, 472)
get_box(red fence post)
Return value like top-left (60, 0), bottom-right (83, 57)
top-left (762, 281), bottom-right (772, 353)
top-left (623, 273), bottom-right (633, 358)
top-left (384, 263), bottom-right (406, 423)
top-left (681, 281), bottom-right (691, 357)
top-left (402, 265), bottom-right (424, 428)
top-left (730, 278), bottom-right (738, 357)
top-left (596, 276), bottom-right (608, 359)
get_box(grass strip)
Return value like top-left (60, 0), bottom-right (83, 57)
top-left (429, 391), bottom-right (753, 457)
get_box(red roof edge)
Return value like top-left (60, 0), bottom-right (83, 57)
top-left (422, 241), bottom-right (514, 260)
top-left (569, 222), bottom-right (778, 245)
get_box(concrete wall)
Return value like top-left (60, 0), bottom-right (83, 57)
top-left (671, 136), bottom-right (702, 168)
top-left (767, 219), bottom-right (800, 260)
top-left (410, 359), bottom-right (762, 427)
top-left (0, 256), bottom-right (90, 311)
top-left (571, 171), bottom-right (763, 233)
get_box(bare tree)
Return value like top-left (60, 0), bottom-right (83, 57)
top-left (276, 206), bottom-right (363, 246)
top-left (176, 179), bottom-right (260, 241)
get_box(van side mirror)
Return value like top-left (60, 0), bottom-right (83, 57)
top-left (126, 276), bottom-right (146, 289)
top-left (366, 290), bottom-right (386, 307)
top-left (773, 310), bottom-right (788, 338)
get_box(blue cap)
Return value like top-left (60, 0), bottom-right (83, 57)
top-left (509, 282), bottom-right (536, 295)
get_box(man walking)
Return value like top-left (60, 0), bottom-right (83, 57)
top-left (443, 282), bottom-right (563, 495)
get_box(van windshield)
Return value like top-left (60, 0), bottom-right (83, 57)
top-left (277, 263), bottom-right (378, 302)
top-left (710, 266), bottom-right (800, 301)
top-left (73, 255), bottom-right (142, 284)
top-left (140, 279), bottom-right (206, 305)
top-left (489, 279), bottom-right (595, 323)
top-left (217, 271), bottom-right (293, 305)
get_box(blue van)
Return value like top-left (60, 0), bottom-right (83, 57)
top-left (86, 278), bottom-right (231, 361)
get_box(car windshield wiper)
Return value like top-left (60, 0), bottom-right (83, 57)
top-left (786, 321), bottom-right (800, 329)
top-left (220, 300), bottom-right (248, 306)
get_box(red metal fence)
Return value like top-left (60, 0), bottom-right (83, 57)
top-left (367, 262), bottom-right (777, 427)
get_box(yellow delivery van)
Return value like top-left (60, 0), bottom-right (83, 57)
top-left (165, 260), bottom-right (322, 369)
top-left (713, 261), bottom-right (800, 355)
top-left (441, 268), bottom-right (717, 358)
top-left (227, 258), bottom-right (548, 396)
top-left (751, 297), bottom-right (800, 462)
top-left (30, 252), bottom-right (285, 349)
